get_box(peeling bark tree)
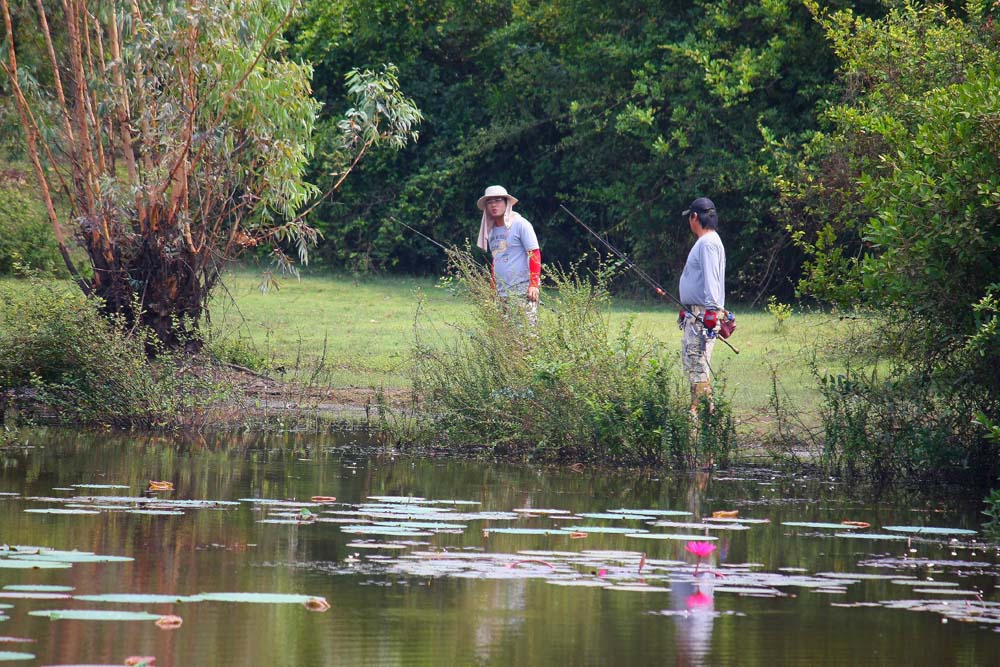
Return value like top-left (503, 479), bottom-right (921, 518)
top-left (1, 0), bottom-right (420, 348)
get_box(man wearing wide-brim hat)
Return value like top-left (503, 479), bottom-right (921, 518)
top-left (678, 197), bottom-right (727, 417)
top-left (476, 185), bottom-right (542, 325)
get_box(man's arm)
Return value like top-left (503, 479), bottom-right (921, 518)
top-left (527, 249), bottom-right (541, 302)
top-left (702, 243), bottom-right (724, 311)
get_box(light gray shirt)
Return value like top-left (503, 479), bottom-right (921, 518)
top-left (679, 231), bottom-right (725, 310)
top-left (489, 217), bottom-right (539, 297)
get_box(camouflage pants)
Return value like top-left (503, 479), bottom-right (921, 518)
top-left (500, 293), bottom-right (538, 327)
top-left (680, 305), bottom-right (715, 384)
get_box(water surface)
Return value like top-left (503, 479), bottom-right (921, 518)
top-left (0, 429), bottom-right (997, 666)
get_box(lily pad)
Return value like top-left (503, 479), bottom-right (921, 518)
top-left (882, 525), bottom-right (977, 536)
top-left (713, 586), bottom-right (785, 597)
top-left (3, 585), bottom-right (74, 592)
top-left (0, 560), bottom-right (71, 570)
top-left (835, 533), bottom-right (908, 541)
top-left (74, 594), bottom-right (192, 604)
top-left (29, 609), bottom-right (163, 621)
top-left (781, 522), bottom-right (861, 530)
top-left (71, 484), bottom-right (130, 489)
top-left (563, 526), bottom-right (646, 534)
top-left (23, 509), bottom-right (100, 515)
top-left (0, 652), bottom-right (34, 661)
top-left (340, 526), bottom-right (433, 536)
top-left (9, 551), bottom-right (132, 564)
top-left (576, 513), bottom-right (655, 521)
top-left (625, 533), bottom-right (718, 541)
top-left (652, 521), bottom-right (749, 531)
top-left (483, 528), bottom-right (572, 535)
top-left (890, 580), bottom-right (959, 587)
top-left (609, 509), bottom-right (693, 517)
top-left (0, 592), bottom-right (72, 600)
top-left (190, 592), bottom-right (318, 604)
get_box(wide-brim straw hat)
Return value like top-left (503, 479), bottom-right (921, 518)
top-left (477, 185), bottom-right (519, 210)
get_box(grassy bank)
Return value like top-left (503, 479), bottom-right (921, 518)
top-left (205, 269), bottom-right (843, 431)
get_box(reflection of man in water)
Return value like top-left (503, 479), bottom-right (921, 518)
top-left (670, 569), bottom-right (716, 665)
top-left (669, 470), bottom-right (717, 665)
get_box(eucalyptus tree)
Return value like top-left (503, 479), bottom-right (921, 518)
top-left (1, 0), bottom-right (420, 347)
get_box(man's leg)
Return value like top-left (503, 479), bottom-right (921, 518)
top-left (522, 296), bottom-right (538, 327)
top-left (682, 315), bottom-right (714, 416)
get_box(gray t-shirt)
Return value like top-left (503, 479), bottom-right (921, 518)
top-left (679, 231), bottom-right (725, 310)
top-left (489, 217), bottom-right (539, 297)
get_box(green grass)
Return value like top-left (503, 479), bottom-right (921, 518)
top-left (2, 269), bottom-right (845, 429)
top-left (206, 269), bottom-right (845, 427)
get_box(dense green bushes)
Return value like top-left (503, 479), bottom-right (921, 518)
top-left (0, 279), bottom-right (215, 427)
top-left (394, 251), bottom-right (734, 466)
top-left (779, 4), bottom-right (1000, 483)
top-left (289, 0), bottom-right (886, 300)
top-left (0, 176), bottom-right (62, 275)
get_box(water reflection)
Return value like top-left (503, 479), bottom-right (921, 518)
top-left (0, 429), bottom-right (995, 666)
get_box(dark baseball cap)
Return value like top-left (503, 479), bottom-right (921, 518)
top-left (681, 197), bottom-right (716, 217)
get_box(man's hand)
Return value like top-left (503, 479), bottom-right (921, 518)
top-left (527, 286), bottom-right (539, 302)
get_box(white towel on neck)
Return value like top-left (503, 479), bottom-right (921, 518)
top-left (477, 206), bottom-right (524, 251)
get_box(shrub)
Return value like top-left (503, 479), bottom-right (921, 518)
top-left (816, 360), bottom-right (997, 485)
top-left (0, 278), bottom-right (214, 427)
top-left (766, 296), bottom-right (793, 332)
top-left (0, 178), bottom-right (63, 276)
top-left (397, 250), bottom-right (734, 467)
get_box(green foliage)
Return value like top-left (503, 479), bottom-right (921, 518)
top-left (0, 177), bottom-right (62, 276)
top-left (766, 296), bottom-right (793, 332)
top-left (0, 279), bottom-right (215, 428)
top-left (816, 362), bottom-right (996, 485)
top-left (290, 0), bottom-right (884, 299)
top-left (398, 250), bottom-right (734, 466)
top-left (775, 4), bottom-right (1000, 481)
top-left (982, 487), bottom-right (1000, 535)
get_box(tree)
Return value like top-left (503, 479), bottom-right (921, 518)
top-left (1, 0), bottom-right (420, 347)
top-left (776, 2), bottom-right (1000, 478)
top-left (291, 0), bottom-right (883, 301)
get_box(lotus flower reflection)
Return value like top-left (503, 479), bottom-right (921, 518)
top-left (685, 541), bottom-right (717, 574)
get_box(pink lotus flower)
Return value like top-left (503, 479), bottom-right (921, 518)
top-left (685, 540), bottom-right (717, 574)
top-left (684, 541), bottom-right (717, 558)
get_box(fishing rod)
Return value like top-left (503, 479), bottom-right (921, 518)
top-left (388, 216), bottom-right (553, 313)
top-left (559, 204), bottom-right (739, 354)
top-left (390, 217), bottom-right (452, 253)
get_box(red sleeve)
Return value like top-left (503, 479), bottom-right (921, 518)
top-left (528, 249), bottom-right (541, 288)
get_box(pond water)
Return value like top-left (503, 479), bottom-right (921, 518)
top-left (0, 429), bottom-right (997, 666)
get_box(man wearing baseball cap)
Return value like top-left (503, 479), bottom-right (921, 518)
top-left (476, 185), bottom-right (542, 325)
top-left (678, 197), bottom-right (726, 416)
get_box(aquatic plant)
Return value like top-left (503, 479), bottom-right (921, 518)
top-left (396, 249), bottom-right (735, 467)
top-left (684, 541), bottom-right (717, 574)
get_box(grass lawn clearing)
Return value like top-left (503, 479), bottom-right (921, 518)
top-left (208, 269), bottom-right (849, 432)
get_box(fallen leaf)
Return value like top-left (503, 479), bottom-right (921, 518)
top-left (125, 657), bottom-right (156, 666)
top-left (712, 510), bottom-right (739, 519)
top-left (155, 615), bottom-right (183, 630)
top-left (303, 597), bottom-right (330, 612)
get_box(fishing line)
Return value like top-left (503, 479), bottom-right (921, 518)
top-left (559, 204), bottom-right (739, 355)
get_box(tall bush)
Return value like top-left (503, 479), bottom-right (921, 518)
top-left (0, 175), bottom-right (62, 275)
top-left (400, 250), bottom-right (734, 467)
top-left (777, 3), bottom-right (1000, 481)
top-left (0, 279), bottom-right (213, 427)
